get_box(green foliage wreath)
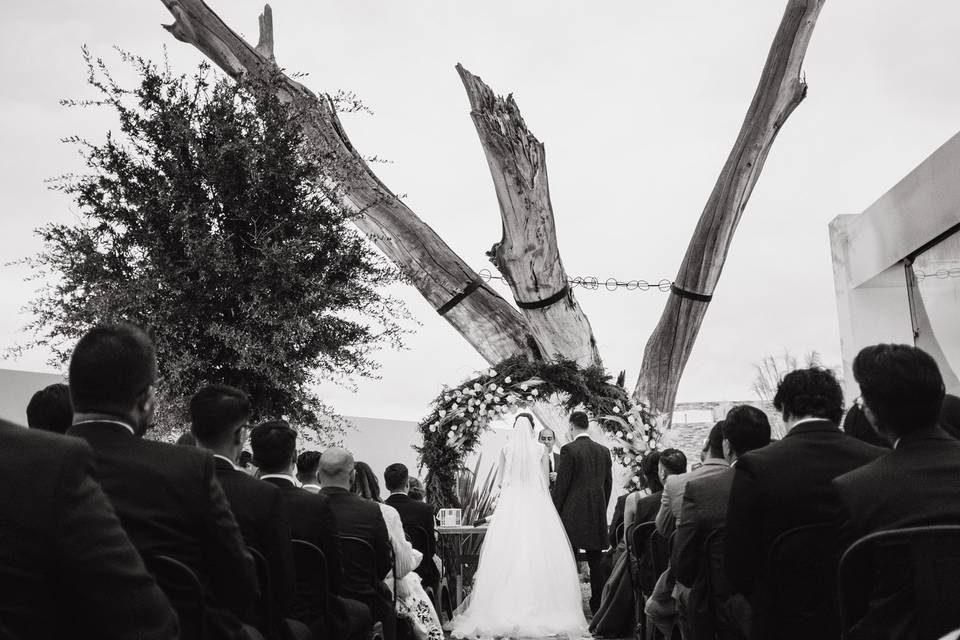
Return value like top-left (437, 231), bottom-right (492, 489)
top-left (417, 354), bottom-right (663, 509)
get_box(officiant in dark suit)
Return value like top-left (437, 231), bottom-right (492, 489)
top-left (538, 427), bottom-right (561, 492)
top-left (553, 411), bottom-right (613, 614)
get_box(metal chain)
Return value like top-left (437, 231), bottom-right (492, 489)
top-left (477, 268), bottom-right (674, 292)
top-left (914, 267), bottom-right (960, 281)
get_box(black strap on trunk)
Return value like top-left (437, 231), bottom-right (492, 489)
top-left (437, 277), bottom-right (485, 316)
top-left (670, 283), bottom-right (713, 303)
top-left (515, 284), bottom-right (570, 310)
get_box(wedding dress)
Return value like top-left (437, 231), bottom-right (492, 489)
top-left (451, 416), bottom-right (589, 639)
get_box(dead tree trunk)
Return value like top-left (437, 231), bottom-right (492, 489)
top-left (456, 65), bottom-right (601, 368)
top-left (633, 0), bottom-right (825, 421)
top-left (158, 0), bottom-right (537, 366)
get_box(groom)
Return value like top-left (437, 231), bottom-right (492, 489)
top-left (553, 410), bottom-right (613, 614)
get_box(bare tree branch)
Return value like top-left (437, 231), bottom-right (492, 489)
top-left (456, 65), bottom-right (601, 367)
top-left (634, 0), bottom-right (826, 420)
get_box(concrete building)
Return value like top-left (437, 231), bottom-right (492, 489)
top-left (830, 132), bottom-right (960, 400)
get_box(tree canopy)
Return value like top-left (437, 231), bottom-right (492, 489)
top-left (19, 49), bottom-right (409, 439)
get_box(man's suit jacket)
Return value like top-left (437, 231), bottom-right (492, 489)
top-left (675, 467), bottom-right (750, 640)
top-left (385, 492), bottom-right (438, 588)
top-left (834, 426), bottom-right (960, 640)
top-left (656, 459), bottom-right (729, 536)
top-left (0, 420), bottom-right (177, 639)
top-left (724, 419), bottom-right (885, 640)
top-left (213, 458), bottom-right (295, 631)
top-left (554, 435), bottom-right (613, 551)
top-left (319, 487), bottom-right (392, 598)
top-left (69, 420), bottom-right (258, 640)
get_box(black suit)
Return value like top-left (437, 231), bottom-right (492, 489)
top-left (724, 420), bottom-right (885, 640)
top-left (214, 458), bottom-right (295, 636)
top-left (834, 426), bottom-right (960, 640)
top-left (320, 487), bottom-right (395, 640)
top-left (69, 420), bottom-right (258, 640)
top-left (385, 492), bottom-right (439, 589)
top-left (553, 434), bottom-right (613, 613)
top-left (0, 419), bottom-right (177, 639)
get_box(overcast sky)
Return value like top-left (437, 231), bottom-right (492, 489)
top-left (2, 1), bottom-right (959, 421)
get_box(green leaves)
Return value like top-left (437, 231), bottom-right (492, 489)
top-left (22, 50), bottom-right (410, 440)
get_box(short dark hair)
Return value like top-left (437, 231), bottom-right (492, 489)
top-left (853, 344), bottom-right (945, 437)
top-left (351, 461), bottom-right (382, 502)
top-left (706, 421), bottom-right (725, 458)
top-left (68, 324), bottom-right (158, 413)
top-left (640, 450), bottom-right (663, 492)
top-left (249, 420), bottom-right (297, 473)
top-left (723, 405), bottom-right (771, 456)
top-left (384, 463), bottom-right (409, 492)
top-left (26, 383), bottom-right (72, 434)
top-left (569, 411), bottom-right (589, 431)
top-left (296, 451), bottom-right (321, 477)
top-left (773, 367), bottom-right (844, 424)
top-left (658, 448), bottom-right (687, 475)
top-left (175, 432), bottom-right (197, 446)
top-left (189, 384), bottom-right (251, 445)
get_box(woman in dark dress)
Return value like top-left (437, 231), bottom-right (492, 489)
top-left (590, 451), bottom-right (665, 637)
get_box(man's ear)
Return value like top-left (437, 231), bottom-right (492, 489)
top-left (232, 426), bottom-right (244, 446)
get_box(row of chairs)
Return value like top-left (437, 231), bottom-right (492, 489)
top-left (146, 537), bottom-right (388, 640)
top-left (620, 521), bottom-right (960, 640)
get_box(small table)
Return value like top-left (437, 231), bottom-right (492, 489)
top-left (437, 525), bottom-right (488, 608)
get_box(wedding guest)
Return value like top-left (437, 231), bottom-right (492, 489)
top-left (724, 366), bottom-right (885, 640)
top-left (675, 406), bottom-right (771, 640)
top-left (250, 422), bottom-right (369, 640)
top-left (25, 382), bottom-right (72, 434)
top-left (622, 450), bottom-right (667, 533)
top-left (407, 477), bottom-right (426, 502)
top-left (384, 462), bottom-right (440, 591)
top-left (319, 447), bottom-right (395, 640)
top-left (538, 427), bottom-right (561, 490)
top-left (355, 462), bottom-right (442, 640)
top-left (553, 410), bottom-right (613, 614)
top-left (296, 450), bottom-right (323, 492)
top-left (0, 417), bottom-right (178, 639)
top-left (190, 385), bottom-right (295, 639)
top-left (591, 450), bottom-right (669, 637)
top-left (842, 402), bottom-right (890, 448)
top-left (176, 431), bottom-right (198, 446)
top-left (835, 344), bottom-right (960, 639)
top-left (66, 323), bottom-right (259, 640)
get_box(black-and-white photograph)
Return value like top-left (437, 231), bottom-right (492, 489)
top-left (1, 1), bottom-right (959, 639)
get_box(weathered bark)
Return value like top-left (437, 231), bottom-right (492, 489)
top-left (456, 65), bottom-right (601, 368)
top-left (158, 0), bottom-right (536, 365)
top-left (634, 0), bottom-right (825, 420)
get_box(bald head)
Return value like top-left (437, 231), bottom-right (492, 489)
top-left (319, 447), bottom-right (355, 488)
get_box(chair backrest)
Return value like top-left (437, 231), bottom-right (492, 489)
top-left (629, 521), bottom-right (659, 595)
top-left (291, 539), bottom-right (329, 618)
top-left (144, 554), bottom-right (206, 640)
top-left (839, 525), bottom-right (960, 640)
top-left (648, 528), bottom-right (671, 578)
top-left (703, 527), bottom-right (736, 603)
top-left (405, 524), bottom-right (431, 558)
top-left (339, 535), bottom-right (380, 611)
top-left (766, 523), bottom-right (838, 629)
top-left (246, 546), bottom-right (276, 637)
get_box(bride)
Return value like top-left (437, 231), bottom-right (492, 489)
top-left (451, 413), bottom-right (589, 639)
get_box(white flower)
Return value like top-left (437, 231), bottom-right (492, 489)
top-left (465, 420), bottom-right (472, 426)
top-left (497, 386), bottom-right (504, 393)
top-left (451, 403), bottom-right (458, 410)
top-left (507, 394), bottom-right (516, 403)
top-left (520, 383), bottom-right (529, 391)
top-left (474, 383), bottom-right (482, 391)
top-left (455, 389), bottom-right (463, 397)
top-left (616, 431), bottom-right (624, 439)
top-left (444, 395), bottom-right (451, 402)
top-left (484, 393), bottom-right (493, 401)
top-left (505, 376), bottom-right (512, 384)
top-left (627, 415), bottom-right (636, 424)
top-left (635, 455), bottom-right (643, 462)
top-left (448, 431), bottom-right (456, 439)
top-left (467, 406), bottom-right (474, 413)
top-left (429, 425), bottom-right (437, 433)
top-left (531, 389), bottom-right (539, 397)
top-left (488, 383), bottom-right (497, 391)
top-left (632, 475), bottom-right (640, 484)
top-left (488, 410), bottom-right (495, 417)
top-left (613, 406), bottom-right (621, 414)
top-left (625, 433), bottom-right (634, 440)
top-left (488, 369), bottom-right (497, 377)
top-left (451, 424), bottom-right (458, 431)
top-left (439, 409), bottom-right (446, 417)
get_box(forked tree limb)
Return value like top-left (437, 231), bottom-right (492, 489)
top-left (633, 0), bottom-right (825, 421)
top-left (456, 65), bottom-right (602, 368)
top-left (158, 0), bottom-right (537, 365)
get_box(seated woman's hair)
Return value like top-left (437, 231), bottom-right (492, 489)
top-left (408, 477), bottom-right (426, 501)
top-left (350, 460), bottom-right (383, 502)
top-left (640, 450), bottom-right (663, 492)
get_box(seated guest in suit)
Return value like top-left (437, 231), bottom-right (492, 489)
top-left (0, 417), bottom-right (178, 639)
top-left (320, 447), bottom-right (396, 640)
top-left (26, 382), bottom-right (72, 434)
top-left (384, 462), bottom-right (439, 590)
top-left (66, 323), bottom-right (259, 640)
top-left (355, 462), bottom-right (442, 640)
top-left (842, 402), bottom-right (891, 448)
top-left (725, 366), bottom-right (886, 640)
top-left (296, 450), bottom-right (323, 493)
top-left (190, 385), bottom-right (296, 639)
top-left (834, 344), bottom-right (960, 640)
top-left (249, 422), bottom-right (370, 640)
top-left (538, 427), bottom-right (561, 491)
top-left (675, 406), bottom-right (771, 640)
